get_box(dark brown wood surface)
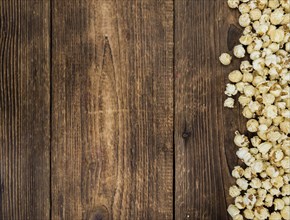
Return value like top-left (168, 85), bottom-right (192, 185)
top-left (51, 0), bottom-right (173, 219)
top-left (0, 0), bottom-right (245, 219)
top-left (0, 1), bottom-right (51, 220)
top-left (174, 1), bottom-right (244, 219)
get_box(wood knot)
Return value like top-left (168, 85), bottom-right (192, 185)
top-left (182, 131), bottom-right (191, 139)
top-left (90, 205), bottom-right (109, 220)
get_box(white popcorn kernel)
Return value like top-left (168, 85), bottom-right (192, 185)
top-left (235, 196), bottom-right (247, 209)
top-left (249, 148), bottom-right (258, 155)
top-left (227, 0), bottom-right (240, 8)
top-left (257, 188), bottom-right (267, 198)
top-left (282, 196), bottom-right (290, 206)
top-left (282, 109), bottom-right (290, 119)
top-left (263, 105), bottom-right (278, 119)
top-left (267, 131), bottom-right (281, 143)
top-left (248, 101), bottom-right (261, 113)
top-left (227, 204), bottom-right (240, 217)
top-left (257, 23), bottom-right (269, 35)
top-left (243, 72), bottom-right (253, 82)
top-left (265, 194), bottom-right (274, 207)
top-left (259, 116), bottom-right (273, 128)
top-left (229, 70), bottom-right (243, 83)
top-left (250, 51), bottom-right (261, 60)
top-left (253, 58), bottom-right (265, 72)
top-left (269, 212), bottom-right (282, 220)
top-left (236, 81), bottom-right (247, 93)
top-left (257, 142), bottom-right (272, 154)
top-left (247, 119), bottom-right (259, 132)
top-left (282, 185), bottom-right (290, 196)
top-left (219, 53), bottom-right (232, 65)
top-left (270, 8), bottom-right (284, 25)
top-left (281, 206), bottom-right (290, 220)
top-left (234, 44), bottom-right (246, 58)
top-left (266, 166), bottom-right (279, 178)
top-left (250, 8), bottom-right (262, 21)
top-left (262, 180), bottom-right (272, 192)
top-left (268, 0), bottom-right (280, 10)
top-left (237, 178), bottom-right (249, 191)
top-left (242, 106), bottom-right (254, 119)
top-left (286, 42), bottom-right (290, 52)
top-left (244, 209), bottom-right (254, 219)
top-left (250, 178), bottom-right (262, 188)
top-left (262, 93), bottom-right (275, 105)
top-left (251, 160), bottom-right (264, 173)
top-left (240, 60), bottom-right (253, 73)
top-left (248, 0), bottom-right (257, 9)
top-left (243, 192), bottom-right (257, 209)
top-left (234, 131), bottom-right (250, 147)
top-left (232, 166), bottom-right (245, 178)
top-left (273, 149), bottom-right (284, 162)
top-left (271, 176), bottom-right (284, 189)
top-left (230, 185), bottom-right (242, 197)
top-left (239, 13), bottom-right (251, 27)
top-left (239, 3), bottom-right (251, 14)
top-left (281, 156), bottom-right (290, 169)
top-left (254, 206), bottom-right (269, 219)
top-left (244, 85), bottom-right (256, 97)
top-left (244, 167), bottom-right (255, 179)
top-left (240, 35), bottom-right (253, 45)
top-left (269, 43), bottom-right (280, 53)
top-left (274, 198), bottom-right (285, 211)
top-left (280, 119), bottom-right (290, 134)
top-left (251, 136), bottom-right (261, 147)
top-left (233, 214), bottom-right (244, 220)
top-left (270, 29), bottom-right (285, 43)
top-left (265, 54), bottom-right (278, 66)
top-left (225, 83), bottom-right (238, 96)
top-left (224, 97), bottom-right (235, 108)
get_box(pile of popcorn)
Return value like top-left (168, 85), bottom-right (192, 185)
top-left (220, 0), bottom-right (290, 219)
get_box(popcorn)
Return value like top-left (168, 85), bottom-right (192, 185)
top-left (234, 44), bottom-right (246, 58)
top-left (219, 53), bottom-right (232, 65)
top-left (227, 0), bottom-right (240, 8)
top-left (222, 1), bottom-right (290, 218)
top-left (227, 204), bottom-right (240, 218)
top-left (224, 97), bottom-right (235, 108)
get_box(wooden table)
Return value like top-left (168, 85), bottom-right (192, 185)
top-left (0, 0), bottom-right (247, 219)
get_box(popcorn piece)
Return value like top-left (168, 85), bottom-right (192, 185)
top-left (227, 204), bottom-right (240, 218)
top-left (227, 0), bottom-right (240, 8)
top-left (234, 44), bottom-right (246, 58)
top-left (230, 185), bottom-right (242, 197)
top-left (225, 83), bottom-right (238, 96)
top-left (234, 131), bottom-right (250, 147)
top-left (219, 53), bottom-right (232, 65)
top-left (224, 97), bottom-right (235, 108)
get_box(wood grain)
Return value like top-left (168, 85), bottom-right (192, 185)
top-left (51, 0), bottom-right (174, 219)
top-left (0, 1), bottom-right (250, 219)
top-left (0, 0), bottom-right (50, 219)
top-left (174, 0), bottom-right (245, 219)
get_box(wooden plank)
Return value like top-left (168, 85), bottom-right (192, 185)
top-left (0, 0), bottom-right (51, 219)
top-left (51, 0), bottom-right (174, 219)
top-left (174, 0), bottom-right (246, 219)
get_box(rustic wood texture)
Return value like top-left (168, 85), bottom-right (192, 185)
top-left (51, 0), bottom-right (174, 219)
top-left (174, 0), bottom-right (245, 219)
top-left (0, 0), bottom-right (248, 219)
top-left (0, 0), bottom-right (51, 220)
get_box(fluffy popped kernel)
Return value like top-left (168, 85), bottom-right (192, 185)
top-left (220, 0), bottom-right (290, 219)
